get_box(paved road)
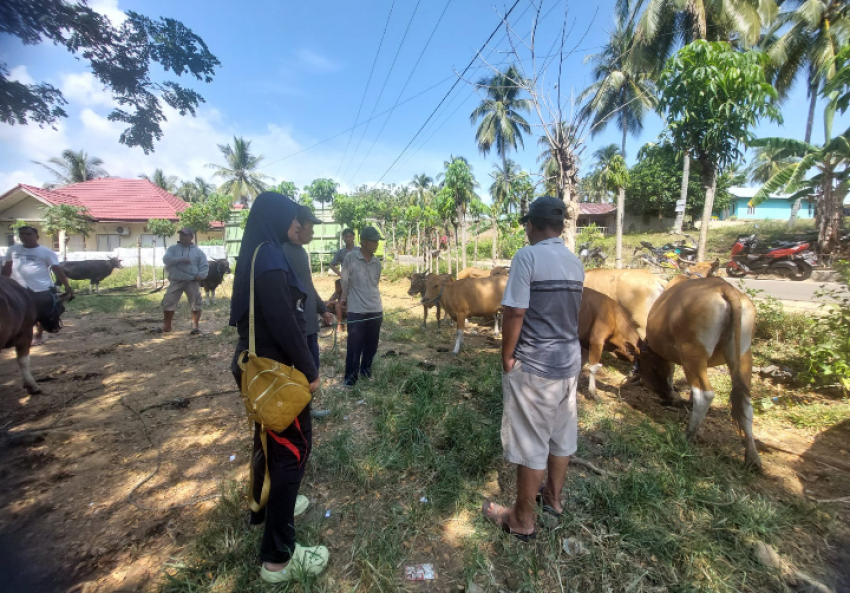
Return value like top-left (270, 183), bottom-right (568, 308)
top-left (724, 277), bottom-right (848, 302)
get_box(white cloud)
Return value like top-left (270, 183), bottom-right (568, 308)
top-left (61, 73), bottom-right (115, 109)
top-left (8, 66), bottom-right (34, 85)
top-left (88, 0), bottom-right (126, 25)
top-left (296, 49), bottom-right (339, 72)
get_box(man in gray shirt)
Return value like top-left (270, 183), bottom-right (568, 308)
top-left (161, 228), bottom-right (209, 334)
top-left (483, 196), bottom-right (584, 541)
top-left (330, 228), bottom-right (359, 276)
top-left (282, 207), bottom-right (334, 368)
top-left (340, 226), bottom-right (383, 387)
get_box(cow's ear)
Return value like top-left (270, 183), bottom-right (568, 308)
top-left (710, 260), bottom-right (720, 275)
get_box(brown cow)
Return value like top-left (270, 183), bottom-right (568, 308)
top-left (0, 277), bottom-right (71, 394)
top-left (422, 274), bottom-right (508, 355)
top-left (579, 288), bottom-right (640, 400)
top-left (635, 277), bottom-right (759, 468)
top-left (490, 266), bottom-right (510, 276)
top-left (408, 272), bottom-right (451, 327)
top-left (666, 260), bottom-right (720, 290)
top-left (456, 267), bottom-right (490, 280)
top-left (584, 269), bottom-right (666, 338)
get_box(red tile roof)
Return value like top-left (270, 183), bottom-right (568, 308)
top-left (579, 203), bottom-right (616, 215)
top-left (46, 178), bottom-right (190, 221)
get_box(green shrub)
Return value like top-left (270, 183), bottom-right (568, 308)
top-left (738, 282), bottom-right (811, 342)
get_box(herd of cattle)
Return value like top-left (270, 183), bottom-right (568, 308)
top-left (1, 253), bottom-right (761, 468)
top-left (408, 260), bottom-right (761, 469)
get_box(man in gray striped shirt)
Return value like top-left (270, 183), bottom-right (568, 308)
top-left (483, 196), bottom-right (584, 541)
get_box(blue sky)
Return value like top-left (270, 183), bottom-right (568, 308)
top-left (1, 0), bottom-right (847, 201)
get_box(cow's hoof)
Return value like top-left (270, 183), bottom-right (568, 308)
top-left (24, 385), bottom-right (41, 395)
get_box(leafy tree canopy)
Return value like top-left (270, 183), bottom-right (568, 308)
top-left (331, 190), bottom-right (374, 231)
top-left (658, 40), bottom-right (782, 173)
top-left (303, 178), bottom-right (339, 207)
top-left (178, 203), bottom-right (212, 234)
top-left (41, 204), bottom-right (92, 238)
top-left (1, 0), bottom-right (220, 153)
top-left (626, 142), bottom-right (737, 217)
top-left (146, 218), bottom-right (177, 239)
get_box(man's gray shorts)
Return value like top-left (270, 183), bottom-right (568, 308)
top-left (162, 279), bottom-right (202, 312)
top-left (501, 360), bottom-right (578, 470)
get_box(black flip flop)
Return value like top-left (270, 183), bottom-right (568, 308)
top-left (482, 500), bottom-right (537, 542)
top-left (536, 486), bottom-right (564, 519)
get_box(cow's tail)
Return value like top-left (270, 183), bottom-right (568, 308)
top-left (722, 284), bottom-right (749, 431)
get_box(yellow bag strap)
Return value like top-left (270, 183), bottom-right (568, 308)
top-left (248, 429), bottom-right (272, 512)
top-left (247, 242), bottom-right (272, 512)
top-left (248, 242), bottom-right (269, 357)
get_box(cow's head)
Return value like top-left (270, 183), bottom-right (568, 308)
top-left (681, 259), bottom-right (719, 279)
top-left (38, 291), bottom-right (73, 333)
top-left (490, 266), bottom-right (510, 276)
top-left (633, 340), bottom-right (677, 401)
top-left (214, 258), bottom-right (232, 276)
top-left (422, 275), bottom-right (452, 304)
top-left (408, 273), bottom-right (426, 296)
top-left (109, 257), bottom-right (123, 269)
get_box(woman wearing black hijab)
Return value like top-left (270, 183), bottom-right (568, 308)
top-left (230, 192), bottom-right (329, 583)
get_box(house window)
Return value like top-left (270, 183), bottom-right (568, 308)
top-left (731, 203), bottom-right (737, 215)
top-left (67, 235), bottom-right (85, 252)
top-left (747, 204), bottom-right (756, 215)
top-left (140, 234), bottom-right (156, 247)
top-left (5, 234), bottom-right (15, 247)
top-left (97, 234), bottom-right (120, 251)
top-left (808, 202), bottom-right (813, 216)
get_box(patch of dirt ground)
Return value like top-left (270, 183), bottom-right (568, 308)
top-left (1, 275), bottom-right (848, 592)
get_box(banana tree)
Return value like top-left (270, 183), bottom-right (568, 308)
top-left (750, 132), bottom-right (850, 257)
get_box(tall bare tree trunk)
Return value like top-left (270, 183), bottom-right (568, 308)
top-left (491, 216), bottom-right (499, 264)
top-left (788, 89), bottom-right (819, 228)
top-left (461, 212), bottom-right (468, 269)
top-left (673, 152), bottom-right (690, 234)
top-left (446, 228), bottom-right (452, 276)
top-left (59, 229), bottom-right (67, 261)
top-left (696, 162), bottom-right (717, 262)
top-left (615, 186), bottom-right (625, 269)
top-left (416, 223), bottom-right (421, 272)
top-left (136, 237), bottom-right (142, 289)
top-left (474, 218), bottom-right (479, 266)
top-left (818, 168), bottom-right (840, 259)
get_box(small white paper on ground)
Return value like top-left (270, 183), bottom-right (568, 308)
top-left (419, 496), bottom-right (428, 503)
top-left (325, 510), bottom-right (332, 518)
top-left (404, 564), bottom-right (435, 580)
top-left (229, 455), bottom-right (236, 462)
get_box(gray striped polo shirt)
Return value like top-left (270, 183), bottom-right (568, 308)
top-left (501, 237), bottom-right (584, 379)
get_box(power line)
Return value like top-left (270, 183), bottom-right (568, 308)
top-left (370, 0), bottom-right (525, 187)
top-left (341, 0), bottom-right (423, 180)
top-left (259, 75), bottom-right (455, 171)
top-left (334, 0), bottom-right (396, 179)
top-left (347, 0), bottom-right (454, 184)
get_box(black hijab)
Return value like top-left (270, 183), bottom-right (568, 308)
top-left (229, 192), bottom-right (306, 326)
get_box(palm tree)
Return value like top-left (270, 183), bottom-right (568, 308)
top-left (579, 1), bottom-right (657, 158)
top-left (409, 173), bottom-right (434, 271)
top-left (207, 136), bottom-right (271, 205)
top-left (746, 145), bottom-right (798, 184)
top-left (750, 132), bottom-right (850, 256)
top-left (470, 65), bottom-right (532, 214)
top-left (177, 177), bottom-right (217, 203)
top-left (489, 160), bottom-right (521, 263)
top-left (33, 149), bottom-right (109, 188)
top-left (765, 0), bottom-right (849, 224)
top-left (140, 168), bottom-right (179, 193)
top-left (590, 145), bottom-right (629, 267)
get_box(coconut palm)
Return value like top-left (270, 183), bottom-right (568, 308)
top-left (207, 136), bottom-right (271, 204)
top-left (579, 1), bottom-right (657, 158)
top-left (33, 149), bottom-right (109, 188)
top-left (470, 65), bottom-right (532, 213)
top-left (746, 145), bottom-right (798, 184)
top-left (177, 177), bottom-right (217, 203)
top-left (489, 160), bottom-right (522, 263)
top-left (750, 132), bottom-right (850, 255)
top-left (538, 123), bottom-right (580, 198)
top-left (410, 173), bottom-right (433, 206)
top-left (140, 169), bottom-right (179, 193)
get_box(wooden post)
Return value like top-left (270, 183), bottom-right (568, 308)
top-left (136, 236), bottom-right (142, 288)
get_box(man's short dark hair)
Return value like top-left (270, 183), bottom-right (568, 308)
top-left (17, 226), bottom-right (38, 235)
top-left (342, 228), bottom-right (354, 237)
top-left (527, 217), bottom-right (564, 234)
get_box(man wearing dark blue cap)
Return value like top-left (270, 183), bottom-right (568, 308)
top-left (483, 196), bottom-right (584, 541)
top-left (340, 226), bottom-right (383, 387)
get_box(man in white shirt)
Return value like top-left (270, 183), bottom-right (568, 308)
top-left (2, 226), bottom-right (73, 345)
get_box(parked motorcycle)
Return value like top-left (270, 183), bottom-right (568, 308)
top-left (725, 234), bottom-right (816, 281)
top-left (660, 234), bottom-right (698, 262)
top-left (630, 236), bottom-right (695, 270)
top-left (578, 242), bottom-right (607, 267)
